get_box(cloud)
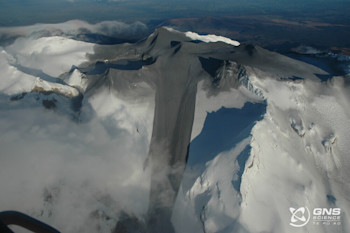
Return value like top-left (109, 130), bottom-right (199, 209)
top-left (0, 20), bottom-right (149, 43)
top-left (0, 83), bottom-right (155, 232)
top-left (184, 31), bottom-right (240, 46)
top-left (0, 19), bottom-right (156, 229)
top-left (164, 27), bottom-right (240, 46)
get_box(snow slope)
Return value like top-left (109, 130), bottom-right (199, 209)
top-left (0, 49), bottom-right (37, 95)
top-left (173, 69), bottom-right (350, 233)
top-left (0, 34), bottom-right (94, 98)
top-left (6, 36), bottom-right (94, 77)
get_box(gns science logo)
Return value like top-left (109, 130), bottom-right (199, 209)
top-left (289, 207), bottom-right (341, 227)
top-left (289, 207), bottom-right (310, 227)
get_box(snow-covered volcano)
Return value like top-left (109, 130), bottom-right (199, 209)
top-left (0, 24), bottom-right (349, 233)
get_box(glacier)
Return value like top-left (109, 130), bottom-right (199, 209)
top-left (0, 22), bottom-right (349, 233)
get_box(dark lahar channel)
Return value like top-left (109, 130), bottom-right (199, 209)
top-left (183, 102), bottom-right (266, 193)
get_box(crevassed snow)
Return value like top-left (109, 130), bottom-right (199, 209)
top-left (175, 70), bottom-right (350, 233)
top-left (236, 74), bottom-right (350, 233)
top-left (238, 91), bottom-right (349, 233)
top-left (5, 36), bottom-right (94, 77)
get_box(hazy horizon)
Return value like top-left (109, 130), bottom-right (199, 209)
top-left (0, 0), bottom-right (349, 26)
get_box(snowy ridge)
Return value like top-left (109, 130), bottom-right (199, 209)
top-left (64, 69), bottom-right (89, 93)
top-left (32, 78), bottom-right (79, 97)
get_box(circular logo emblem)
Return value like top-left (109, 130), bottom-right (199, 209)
top-left (289, 207), bottom-right (310, 227)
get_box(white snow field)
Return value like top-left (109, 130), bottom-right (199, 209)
top-left (173, 71), bottom-right (350, 233)
top-left (0, 22), bottom-right (349, 233)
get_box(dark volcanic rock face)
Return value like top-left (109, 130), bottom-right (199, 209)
top-left (85, 28), bottom-right (210, 232)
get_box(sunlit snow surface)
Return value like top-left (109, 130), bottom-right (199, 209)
top-left (174, 70), bottom-right (350, 233)
top-left (0, 21), bottom-right (350, 233)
